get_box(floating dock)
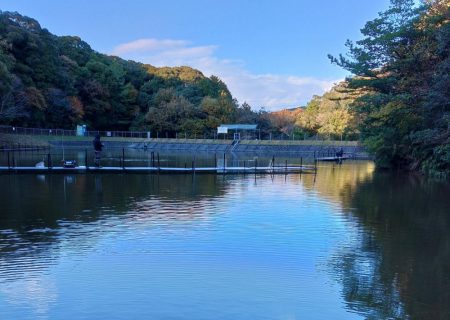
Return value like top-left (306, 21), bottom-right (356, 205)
top-left (315, 156), bottom-right (352, 162)
top-left (0, 165), bottom-right (316, 175)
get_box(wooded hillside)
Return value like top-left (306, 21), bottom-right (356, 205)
top-left (0, 11), bottom-right (258, 134)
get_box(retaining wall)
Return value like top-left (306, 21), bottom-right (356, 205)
top-left (48, 140), bottom-right (368, 158)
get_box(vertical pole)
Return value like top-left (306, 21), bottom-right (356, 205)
top-left (300, 157), bottom-right (303, 173)
top-left (214, 153), bottom-right (217, 168)
top-left (255, 158), bottom-right (258, 176)
top-left (272, 155), bottom-right (275, 168)
top-left (122, 148), bottom-right (125, 169)
top-left (285, 159), bottom-right (288, 174)
top-left (243, 160), bottom-right (246, 174)
top-left (157, 152), bottom-right (160, 171)
top-left (7, 151), bottom-right (10, 169)
top-left (192, 159), bottom-right (195, 174)
top-left (85, 149), bottom-right (89, 170)
top-left (223, 153), bottom-right (226, 171)
top-left (47, 153), bottom-right (51, 169)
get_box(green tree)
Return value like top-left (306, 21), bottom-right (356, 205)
top-left (329, 0), bottom-right (450, 176)
top-left (296, 82), bottom-right (363, 139)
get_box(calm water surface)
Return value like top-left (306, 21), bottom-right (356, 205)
top-left (0, 161), bottom-right (449, 319)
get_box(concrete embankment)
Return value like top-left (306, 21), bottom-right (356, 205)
top-left (47, 138), bottom-right (368, 158)
top-left (0, 133), bottom-right (368, 158)
top-left (0, 134), bottom-right (50, 150)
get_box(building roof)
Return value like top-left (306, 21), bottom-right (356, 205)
top-left (218, 124), bottom-right (257, 130)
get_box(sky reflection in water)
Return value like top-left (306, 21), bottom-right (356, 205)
top-left (0, 161), bottom-right (448, 319)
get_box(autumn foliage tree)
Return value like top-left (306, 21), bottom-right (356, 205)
top-left (296, 82), bottom-right (363, 140)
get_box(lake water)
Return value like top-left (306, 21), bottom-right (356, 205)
top-left (0, 161), bottom-right (449, 319)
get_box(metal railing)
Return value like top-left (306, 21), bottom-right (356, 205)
top-left (0, 125), bottom-right (359, 142)
top-left (0, 125), bottom-right (149, 138)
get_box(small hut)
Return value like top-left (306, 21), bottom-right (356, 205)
top-left (217, 124), bottom-right (258, 140)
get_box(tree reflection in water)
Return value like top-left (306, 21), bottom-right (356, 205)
top-left (332, 173), bottom-right (450, 319)
top-left (0, 165), bottom-right (449, 319)
top-left (0, 174), bottom-right (225, 282)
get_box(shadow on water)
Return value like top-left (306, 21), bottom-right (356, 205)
top-left (332, 172), bottom-right (450, 320)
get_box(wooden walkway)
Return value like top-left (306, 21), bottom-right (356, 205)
top-left (0, 165), bottom-right (316, 175)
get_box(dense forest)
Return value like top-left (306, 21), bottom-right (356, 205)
top-left (0, 10), bottom-right (367, 140)
top-left (0, 11), bottom-right (264, 136)
top-left (0, 10), bottom-right (364, 140)
top-left (330, 0), bottom-right (450, 177)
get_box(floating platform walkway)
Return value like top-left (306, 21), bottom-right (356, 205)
top-left (0, 165), bottom-right (316, 175)
top-left (315, 155), bottom-right (353, 162)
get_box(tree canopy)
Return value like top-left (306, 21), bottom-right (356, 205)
top-left (329, 0), bottom-right (450, 177)
top-left (295, 81), bottom-right (365, 140)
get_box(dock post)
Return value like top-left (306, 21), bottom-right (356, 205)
top-left (85, 149), bottom-right (89, 170)
top-left (47, 153), bottom-right (51, 169)
top-left (7, 151), bottom-right (10, 169)
top-left (122, 148), bottom-right (125, 169)
top-left (223, 153), bottom-right (226, 173)
top-left (314, 158), bottom-right (317, 172)
top-left (285, 160), bottom-right (288, 174)
top-left (300, 157), bottom-right (303, 174)
top-left (272, 155), bottom-right (275, 168)
top-left (157, 153), bottom-right (160, 172)
top-left (147, 152), bottom-right (152, 167)
top-left (214, 153), bottom-right (217, 168)
top-left (255, 158), bottom-right (258, 176)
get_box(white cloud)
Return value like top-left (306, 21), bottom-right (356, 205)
top-left (0, 272), bottom-right (58, 317)
top-left (111, 38), bottom-right (189, 55)
top-left (111, 38), bottom-right (341, 111)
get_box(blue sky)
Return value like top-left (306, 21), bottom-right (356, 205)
top-left (2, 0), bottom-right (391, 110)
